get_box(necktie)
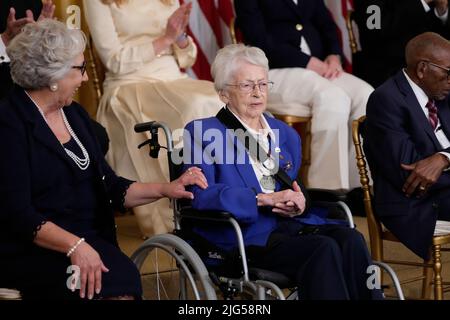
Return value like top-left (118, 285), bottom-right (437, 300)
top-left (425, 99), bottom-right (438, 130)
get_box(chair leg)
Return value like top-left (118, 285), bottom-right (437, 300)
top-left (432, 244), bottom-right (443, 300)
top-left (421, 259), bottom-right (432, 300)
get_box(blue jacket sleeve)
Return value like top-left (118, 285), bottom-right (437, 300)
top-left (183, 121), bottom-right (259, 224)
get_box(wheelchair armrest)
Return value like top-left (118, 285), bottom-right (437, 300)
top-left (307, 188), bottom-right (346, 203)
top-left (179, 207), bottom-right (233, 222)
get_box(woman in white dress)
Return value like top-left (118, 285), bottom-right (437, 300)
top-left (83, 0), bottom-right (222, 237)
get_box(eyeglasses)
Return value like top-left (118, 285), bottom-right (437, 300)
top-left (72, 60), bottom-right (87, 76)
top-left (226, 80), bottom-right (274, 93)
top-left (423, 60), bottom-right (450, 80)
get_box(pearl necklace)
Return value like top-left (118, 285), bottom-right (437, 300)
top-left (25, 91), bottom-right (90, 170)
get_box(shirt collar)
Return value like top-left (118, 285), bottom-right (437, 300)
top-left (403, 69), bottom-right (429, 109)
top-left (227, 107), bottom-right (276, 142)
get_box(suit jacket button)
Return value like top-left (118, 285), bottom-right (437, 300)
top-left (295, 24), bottom-right (303, 31)
top-left (102, 175), bottom-right (106, 180)
top-left (432, 203), bottom-right (439, 209)
top-left (109, 199), bottom-right (113, 204)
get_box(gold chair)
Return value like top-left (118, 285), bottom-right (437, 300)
top-left (345, 10), bottom-right (358, 55)
top-left (352, 116), bottom-right (450, 299)
top-left (86, 34), bottom-right (105, 108)
top-left (229, 17), bottom-right (312, 186)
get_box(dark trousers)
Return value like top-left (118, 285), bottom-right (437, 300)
top-left (249, 220), bottom-right (383, 300)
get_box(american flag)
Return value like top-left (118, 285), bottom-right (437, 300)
top-left (186, 0), bottom-right (356, 80)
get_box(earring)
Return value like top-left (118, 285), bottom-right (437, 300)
top-left (50, 83), bottom-right (58, 92)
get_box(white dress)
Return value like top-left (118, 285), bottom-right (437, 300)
top-left (83, 0), bottom-right (222, 236)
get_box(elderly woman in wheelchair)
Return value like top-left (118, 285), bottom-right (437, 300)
top-left (177, 44), bottom-right (384, 300)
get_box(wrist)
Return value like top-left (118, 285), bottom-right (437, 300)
top-left (1, 33), bottom-right (11, 46)
top-left (439, 153), bottom-right (450, 168)
top-left (175, 32), bottom-right (189, 48)
top-left (67, 238), bottom-right (85, 257)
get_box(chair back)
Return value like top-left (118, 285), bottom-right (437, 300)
top-left (352, 116), bottom-right (383, 261)
top-left (86, 34), bottom-right (106, 109)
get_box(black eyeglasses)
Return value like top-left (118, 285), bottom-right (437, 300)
top-left (423, 60), bottom-right (450, 80)
top-left (225, 80), bottom-right (274, 93)
top-left (72, 60), bottom-right (87, 76)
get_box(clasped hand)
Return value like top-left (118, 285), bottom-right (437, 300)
top-left (401, 153), bottom-right (449, 198)
top-left (257, 181), bottom-right (306, 217)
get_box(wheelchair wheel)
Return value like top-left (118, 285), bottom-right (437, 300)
top-left (131, 234), bottom-right (217, 300)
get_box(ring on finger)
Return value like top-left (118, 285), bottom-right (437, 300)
top-left (419, 185), bottom-right (426, 191)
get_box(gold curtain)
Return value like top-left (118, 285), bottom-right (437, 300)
top-left (53, 0), bottom-right (98, 117)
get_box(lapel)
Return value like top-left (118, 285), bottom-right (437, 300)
top-left (395, 71), bottom-right (442, 150)
top-left (10, 88), bottom-right (95, 172)
top-left (222, 114), bottom-right (288, 193)
top-left (282, 0), bottom-right (302, 18)
top-left (224, 125), bottom-right (263, 193)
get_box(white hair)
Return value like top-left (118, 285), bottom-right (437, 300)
top-left (7, 19), bottom-right (86, 89)
top-left (210, 44), bottom-right (269, 92)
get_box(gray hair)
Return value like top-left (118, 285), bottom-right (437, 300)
top-left (7, 19), bottom-right (86, 89)
top-left (211, 44), bottom-right (269, 92)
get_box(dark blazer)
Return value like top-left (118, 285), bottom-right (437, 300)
top-left (234, 0), bottom-right (343, 69)
top-left (353, 0), bottom-right (450, 87)
top-left (0, 87), bottom-right (132, 257)
top-left (0, 0), bottom-right (41, 99)
top-left (365, 71), bottom-right (450, 259)
top-left (183, 113), bottom-right (332, 251)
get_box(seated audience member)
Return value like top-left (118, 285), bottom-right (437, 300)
top-left (353, 0), bottom-right (450, 88)
top-left (83, 0), bottom-right (222, 237)
top-left (234, 0), bottom-right (373, 192)
top-left (0, 0), bottom-right (54, 99)
top-left (0, 0), bottom-right (110, 155)
top-left (365, 32), bottom-right (450, 260)
top-left (0, 19), bottom-right (207, 300)
top-left (183, 44), bottom-right (383, 300)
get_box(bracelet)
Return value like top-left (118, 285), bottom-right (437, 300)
top-left (67, 238), bottom-right (85, 257)
top-left (176, 32), bottom-right (188, 42)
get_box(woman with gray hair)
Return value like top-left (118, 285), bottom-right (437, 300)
top-left (0, 19), bottom-right (207, 300)
top-left (183, 44), bottom-right (383, 300)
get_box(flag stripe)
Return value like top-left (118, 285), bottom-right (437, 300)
top-left (188, 0), bottom-right (354, 80)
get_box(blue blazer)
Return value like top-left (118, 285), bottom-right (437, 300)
top-left (0, 88), bottom-right (131, 256)
top-left (365, 71), bottom-right (450, 259)
top-left (234, 0), bottom-right (343, 69)
top-left (183, 114), bottom-right (311, 251)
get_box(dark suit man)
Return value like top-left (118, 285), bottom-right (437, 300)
top-left (365, 32), bottom-right (450, 259)
top-left (234, 0), bottom-right (343, 70)
top-left (353, 0), bottom-right (450, 88)
top-left (0, 0), bottom-right (110, 155)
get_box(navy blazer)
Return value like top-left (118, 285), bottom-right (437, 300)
top-left (234, 0), bottom-right (343, 68)
top-left (182, 113), bottom-right (328, 251)
top-left (0, 88), bottom-right (132, 256)
top-left (365, 71), bottom-right (450, 259)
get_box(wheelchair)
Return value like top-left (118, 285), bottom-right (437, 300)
top-left (130, 120), bottom-right (405, 300)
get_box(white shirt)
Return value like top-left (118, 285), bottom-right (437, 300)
top-left (292, 0), bottom-right (312, 55)
top-left (0, 36), bottom-right (10, 63)
top-left (421, 0), bottom-right (449, 23)
top-left (403, 70), bottom-right (450, 161)
top-left (228, 108), bottom-right (277, 193)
